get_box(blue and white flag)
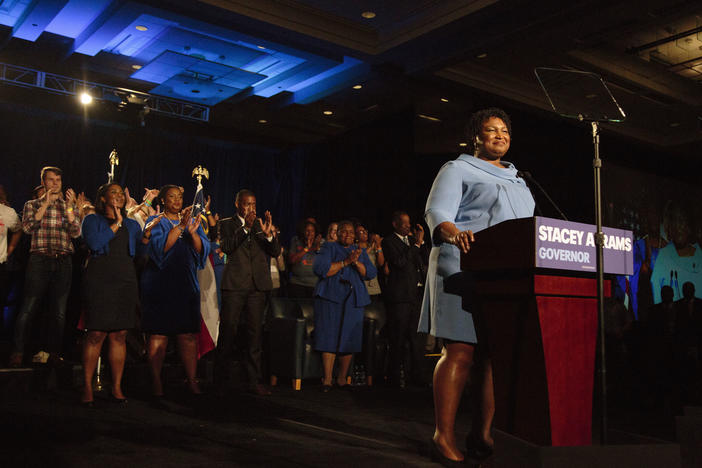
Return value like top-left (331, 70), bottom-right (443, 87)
top-left (191, 182), bottom-right (206, 220)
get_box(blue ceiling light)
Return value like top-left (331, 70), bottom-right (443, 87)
top-left (292, 58), bottom-right (369, 105)
top-left (103, 14), bottom-right (174, 57)
top-left (151, 74), bottom-right (241, 105)
top-left (44, 0), bottom-right (112, 38)
top-left (72, 2), bottom-right (142, 56)
top-left (3, 0), bottom-right (368, 107)
top-left (0, 0), bottom-right (33, 29)
top-left (133, 50), bottom-right (265, 103)
top-left (11, 0), bottom-right (68, 42)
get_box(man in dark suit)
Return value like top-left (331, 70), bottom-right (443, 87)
top-left (216, 189), bottom-right (281, 395)
top-left (381, 211), bottom-right (429, 387)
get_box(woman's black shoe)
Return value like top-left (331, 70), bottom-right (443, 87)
top-left (465, 433), bottom-right (493, 461)
top-left (80, 400), bottom-right (95, 409)
top-left (109, 395), bottom-right (128, 406)
top-left (429, 439), bottom-right (465, 467)
top-left (321, 385), bottom-right (332, 393)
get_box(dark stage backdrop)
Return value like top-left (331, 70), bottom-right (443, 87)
top-left (0, 103), bottom-right (304, 241)
top-left (297, 111), bottom-right (440, 238)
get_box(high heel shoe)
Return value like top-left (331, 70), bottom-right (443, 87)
top-left (465, 433), bottom-right (493, 461)
top-left (429, 439), bottom-right (465, 467)
top-left (109, 394), bottom-right (128, 406)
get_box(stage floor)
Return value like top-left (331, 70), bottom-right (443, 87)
top-left (0, 377), bottom-right (466, 468)
top-left (0, 365), bottom-right (683, 468)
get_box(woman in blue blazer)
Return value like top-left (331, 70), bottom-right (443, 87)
top-left (313, 220), bottom-right (377, 392)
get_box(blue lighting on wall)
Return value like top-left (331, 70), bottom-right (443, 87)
top-left (2, 0), bottom-right (367, 106)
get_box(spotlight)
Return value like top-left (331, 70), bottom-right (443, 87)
top-left (80, 92), bottom-right (93, 105)
top-left (323, 110), bottom-right (333, 115)
top-left (117, 97), bottom-right (129, 111)
top-left (138, 106), bottom-right (149, 127)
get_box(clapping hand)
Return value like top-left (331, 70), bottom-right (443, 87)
top-left (143, 213), bottom-right (164, 236)
top-left (124, 187), bottom-right (137, 210)
top-left (244, 210), bottom-right (256, 229)
top-left (179, 205), bottom-right (193, 227)
top-left (76, 192), bottom-right (91, 212)
top-left (346, 247), bottom-right (362, 265)
top-left (414, 224), bottom-right (424, 245)
top-left (64, 188), bottom-right (76, 205)
top-left (259, 210), bottom-right (273, 237)
top-left (186, 216), bottom-right (201, 236)
top-left (113, 200), bottom-right (123, 224)
top-left (313, 234), bottom-right (322, 251)
top-left (370, 233), bottom-right (383, 250)
top-left (143, 188), bottom-right (159, 204)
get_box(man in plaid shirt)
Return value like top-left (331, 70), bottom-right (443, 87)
top-left (9, 166), bottom-right (80, 367)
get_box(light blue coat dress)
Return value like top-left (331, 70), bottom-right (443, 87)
top-left (418, 154), bottom-right (535, 343)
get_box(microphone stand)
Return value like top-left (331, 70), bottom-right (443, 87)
top-left (592, 121), bottom-right (608, 444)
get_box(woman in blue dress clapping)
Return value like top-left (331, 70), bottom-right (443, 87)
top-left (313, 220), bottom-right (377, 392)
top-left (140, 185), bottom-right (210, 397)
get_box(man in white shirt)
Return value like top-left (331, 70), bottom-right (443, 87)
top-left (0, 186), bottom-right (22, 335)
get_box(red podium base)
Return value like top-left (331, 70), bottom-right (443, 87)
top-left (474, 274), bottom-right (607, 446)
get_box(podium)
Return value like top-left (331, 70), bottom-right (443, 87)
top-left (461, 216), bottom-right (633, 447)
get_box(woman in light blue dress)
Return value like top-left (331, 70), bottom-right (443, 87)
top-left (420, 108), bottom-right (535, 465)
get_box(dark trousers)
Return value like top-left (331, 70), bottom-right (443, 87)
top-left (287, 283), bottom-right (315, 299)
top-left (0, 262), bottom-right (9, 335)
top-left (387, 293), bottom-right (425, 383)
top-left (13, 253), bottom-right (72, 355)
top-left (217, 288), bottom-right (267, 387)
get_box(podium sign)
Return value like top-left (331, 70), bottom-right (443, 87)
top-left (462, 216), bottom-right (633, 276)
top-left (534, 217), bottom-right (633, 275)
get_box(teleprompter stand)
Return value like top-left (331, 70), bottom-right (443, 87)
top-left (535, 67), bottom-right (626, 446)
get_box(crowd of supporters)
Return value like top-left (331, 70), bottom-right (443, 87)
top-left (0, 166), bottom-right (431, 404)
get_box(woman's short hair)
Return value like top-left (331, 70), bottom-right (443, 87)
top-left (466, 107), bottom-right (512, 154)
top-left (336, 219), bottom-right (354, 232)
top-left (94, 183), bottom-right (127, 218)
top-left (296, 218), bottom-right (318, 240)
top-left (157, 184), bottom-right (182, 208)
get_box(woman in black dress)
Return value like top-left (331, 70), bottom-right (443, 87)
top-left (80, 183), bottom-right (157, 405)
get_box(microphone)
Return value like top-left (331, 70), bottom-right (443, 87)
top-left (517, 170), bottom-right (568, 221)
